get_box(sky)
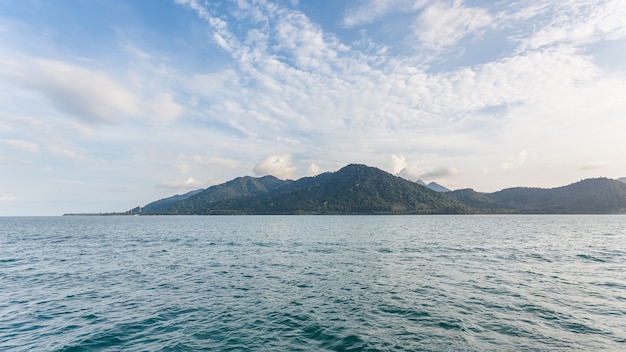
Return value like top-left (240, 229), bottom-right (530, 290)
top-left (1, 0), bottom-right (626, 215)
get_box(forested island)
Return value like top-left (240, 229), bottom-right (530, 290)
top-left (100, 164), bottom-right (626, 215)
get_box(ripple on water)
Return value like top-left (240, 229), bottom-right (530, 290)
top-left (1, 215), bottom-right (625, 351)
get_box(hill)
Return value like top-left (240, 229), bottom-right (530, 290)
top-left (448, 178), bottom-right (626, 214)
top-left (490, 178), bottom-right (626, 213)
top-left (129, 165), bottom-right (626, 215)
top-left (135, 189), bottom-right (203, 214)
top-left (143, 164), bottom-right (471, 215)
top-left (151, 175), bottom-right (290, 214)
top-left (199, 164), bottom-right (471, 214)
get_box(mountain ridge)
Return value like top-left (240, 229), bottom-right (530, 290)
top-left (122, 165), bottom-right (626, 215)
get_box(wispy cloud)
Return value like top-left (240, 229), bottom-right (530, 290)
top-left (518, 0), bottom-right (626, 51)
top-left (172, 0), bottom-right (625, 185)
top-left (413, 0), bottom-right (492, 50)
top-left (175, 154), bottom-right (240, 173)
top-left (46, 145), bottom-right (91, 162)
top-left (158, 177), bottom-right (215, 190)
top-left (501, 150), bottom-right (528, 170)
top-left (1, 58), bottom-right (181, 124)
top-left (7, 59), bottom-right (140, 124)
top-left (342, 0), bottom-right (428, 27)
top-left (0, 139), bottom-right (39, 153)
top-left (578, 161), bottom-right (615, 171)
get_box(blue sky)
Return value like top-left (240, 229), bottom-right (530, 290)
top-left (1, 0), bottom-right (626, 215)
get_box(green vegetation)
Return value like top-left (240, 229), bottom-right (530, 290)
top-left (152, 175), bottom-right (290, 215)
top-left (140, 189), bottom-right (204, 213)
top-left (197, 164), bottom-right (471, 215)
top-left (489, 178), bottom-right (626, 214)
top-left (131, 165), bottom-right (626, 215)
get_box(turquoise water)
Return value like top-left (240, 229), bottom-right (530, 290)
top-left (1, 215), bottom-right (625, 351)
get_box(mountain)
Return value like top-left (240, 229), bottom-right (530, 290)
top-left (131, 165), bottom-right (626, 215)
top-left (152, 175), bottom-right (290, 215)
top-left (145, 164), bottom-right (471, 215)
top-left (209, 164), bottom-right (471, 214)
top-left (135, 189), bottom-right (204, 214)
top-left (428, 182), bottom-right (450, 193)
top-left (416, 180), bottom-right (450, 192)
top-left (448, 178), bottom-right (626, 214)
top-left (618, 177), bottom-right (626, 184)
top-left (490, 178), bottom-right (626, 213)
top-left (445, 188), bottom-right (507, 213)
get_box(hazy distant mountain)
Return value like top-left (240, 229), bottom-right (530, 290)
top-left (416, 180), bottom-right (451, 192)
top-left (130, 165), bottom-right (626, 215)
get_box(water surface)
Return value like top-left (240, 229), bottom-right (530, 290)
top-left (1, 215), bottom-right (625, 351)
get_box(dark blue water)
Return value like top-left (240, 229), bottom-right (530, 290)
top-left (1, 215), bottom-right (625, 351)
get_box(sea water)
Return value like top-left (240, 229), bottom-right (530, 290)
top-left (1, 215), bottom-right (625, 351)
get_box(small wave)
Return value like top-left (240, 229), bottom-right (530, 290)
top-left (576, 254), bottom-right (607, 262)
top-left (4, 215), bottom-right (626, 351)
top-left (436, 320), bottom-right (464, 331)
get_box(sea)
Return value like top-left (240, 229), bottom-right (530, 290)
top-left (1, 215), bottom-right (625, 351)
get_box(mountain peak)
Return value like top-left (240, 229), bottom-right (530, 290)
top-left (416, 179), bottom-right (450, 192)
top-left (337, 163), bottom-right (378, 174)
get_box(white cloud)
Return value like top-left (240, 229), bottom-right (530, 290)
top-left (15, 59), bottom-right (141, 123)
top-left (253, 154), bottom-right (298, 179)
top-left (501, 150), bottom-right (528, 170)
top-left (343, 0), bottom-right (397, 27)
top-left (397, 165), bottom-right (423, 180)
top-left (144, 92), bottom-right (182, 122)
top-left (390, 155), bottom-right (459, 182)
top-left (189, 70), bottom-right (238, 97)
top-left (0, 139), bottom-right (39, 153)
top-left (390, 154), bottom-right (407, 175)
top-left (519, 0), bottom-right (626, 51)
top-left (46, 145), bottom-right (91, 162)
top-left (0, 195), bottom-right (17, 201)
top-left (175, 154), bottom-right (240, 173)
top-left (426, 45), bottom-right (601, 115)
top-left (419, 166), bottom-right (459, 179)
top-left (158, 177), bottom-right (214, 190)
top-left (397, 165), bottom-right (459, 181)
top-left (306, 163), bottom-right (323, 176)
top-left (1, 58), bottom-right (182, 124)
top-left (343, 0), bottom-right (429, 27)
top-left (174, 1), bottom-right (602, 146)
top-left (414, 0), bottom-right (492, 49)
